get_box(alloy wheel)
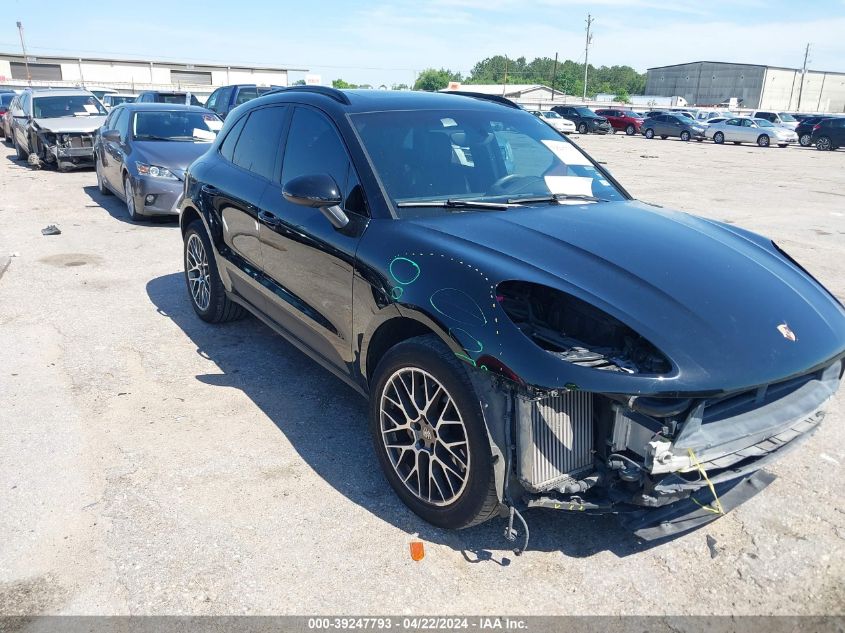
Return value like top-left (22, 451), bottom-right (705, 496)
top-left (379, 367), bottom-right (470, 506)
top-left (186, 233), bottom-right (211, 311)
top-left (799, 133), bottom-right (811, 147)
top-left (817, 137), bottom-right (831, 151)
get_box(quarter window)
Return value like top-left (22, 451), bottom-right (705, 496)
top-left (231, 106), bottom-right (287, 179)
top-left (219, 115), bottom-right (247, 161)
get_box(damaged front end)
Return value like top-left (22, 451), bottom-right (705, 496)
top-left (30, 126), bottom-right (96, 170)
top-left (480, 281), bottom-right (845, 545)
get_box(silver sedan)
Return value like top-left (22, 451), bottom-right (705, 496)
top-left (705, 117), bottom-right (798, 147)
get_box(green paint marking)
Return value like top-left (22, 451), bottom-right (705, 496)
top-left (388, 257), bottom-right (421, 285)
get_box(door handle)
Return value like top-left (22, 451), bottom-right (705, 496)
top-left (258, 210), bottom-right (281, 227)
top-left (201, 184), bottom-right (219, 195)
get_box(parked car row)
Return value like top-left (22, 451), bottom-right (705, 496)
top-left (5, 85), bottom-right (845, 546)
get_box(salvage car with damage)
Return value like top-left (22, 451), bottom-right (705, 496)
top-left (178, 87), bottom-right (845, 550)
top-left (9, 88), bottom-right (107, 171)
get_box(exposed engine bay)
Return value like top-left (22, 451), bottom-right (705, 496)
top-left (28, 127), bottom-right (96, 171)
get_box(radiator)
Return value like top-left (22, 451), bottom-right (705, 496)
top-left (517, 391), bottom-right (594, 492)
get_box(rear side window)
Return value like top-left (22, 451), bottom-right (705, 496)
top-left (231, 106), bottom-right (287, 179)
top-left (235, 87), bottom-right (258, 106)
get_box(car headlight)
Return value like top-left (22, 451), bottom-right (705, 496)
top-left (136, 162), bottom-right (177, 180)
top-left (497, 280), bottom-right (671, 375)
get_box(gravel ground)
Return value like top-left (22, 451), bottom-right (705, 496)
top-left (0, 133), bottom-right (843, 616)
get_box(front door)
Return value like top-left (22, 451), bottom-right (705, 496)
top-left (257, 105), bottom-right (369, 372)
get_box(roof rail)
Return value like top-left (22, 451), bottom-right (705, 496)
top-left (445, 91), bottom-right (519, 109)
top-left (263, 85), bottom-right (351, 105)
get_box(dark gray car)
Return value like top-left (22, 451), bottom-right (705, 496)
top-left (93, 103), bottom-right (222, 221)
top-left (642, 113), bottom-right (707, 141)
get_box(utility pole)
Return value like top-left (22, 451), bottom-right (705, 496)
top-left (583, 14), bottom-right (595, 101)
top-left (797, 43), bottom-right (810, 111)
top-left (16, 21), bottom-right (32, 85)
top-left (502, 56), bottom-right (509, 96)
top-left (551, 52), bottom-right (559, 101)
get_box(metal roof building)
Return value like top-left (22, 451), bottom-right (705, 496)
top-left (645, 61), bottom-right (845, 112)
top-left (0, 52), bottom-right (304, 98)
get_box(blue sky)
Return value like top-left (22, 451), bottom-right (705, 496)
top-left (2, 0), bottom-right (844, 87)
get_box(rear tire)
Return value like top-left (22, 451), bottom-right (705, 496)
top-left (757, 134), bottom-right (770, 147)
top-left (816, 136), bottom-right (832, 151)
top-left (183, 220), bottom-right (246, 323)
top-left (660, 135), bottom-right (667, 139)
top-left (713, 132), bottom-right (724, 144)
top-left (369, 335), bottom-right (499, 530)
top-left (778, 143), bottom-right (787, 148)
top-left (644, 128), bottom-right (654, 139)
top-left (733, 141), bottom-right (741, 145)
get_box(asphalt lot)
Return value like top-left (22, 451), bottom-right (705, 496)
top-left (0, 133), bottom-right (843, 616)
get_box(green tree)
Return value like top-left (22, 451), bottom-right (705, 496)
top-left (413, 68), bottom-right (461, 92)
top-left (332, 78), bottom-right (358, 89)
top-left (613, 90), bottom-right (631, 104)
top-left (291, 79), bottom-right (306, 86)
top-left (392, 83), bottom-right (410, 91)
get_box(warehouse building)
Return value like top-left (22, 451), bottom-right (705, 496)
top-left (645, 61), bottom-right (845, 112)
top-left (0, 52), bottom-right (302, 99)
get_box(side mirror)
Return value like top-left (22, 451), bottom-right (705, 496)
top-left (282, 174), bottom-right (349, 229)
top-left (102, 129), bottom-right (121, 142)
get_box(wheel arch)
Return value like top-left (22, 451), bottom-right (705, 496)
top-left (362, 314), bottom-right (446, 386)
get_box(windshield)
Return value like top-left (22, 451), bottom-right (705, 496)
top-left (544, 111), bottom-right (562, 118)
top-left (33, 95), bottom-right (107, 118)
top-left (779, 113), bottom-right (796, 122)
top-left (109, 96), bottom-right (136, 106)
top-left (153, 93), bottom-right (203, 106)
top-left (624, 111), bottom-right (642, 118)
top-left (754, 119), bottom-right (775, 127)
top-left (573, 107), bottom-right (597, 117)
top-left (351, 108), bottom-right (625, 217)
top-left (132, 111), bottom-right (222, 142)
top-left (0, 93), bottom-right (14, 107)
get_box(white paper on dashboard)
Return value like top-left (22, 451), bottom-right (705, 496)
top-left (541, 139), bottom-right (591, 166)
top-left (192, 128), bottom-right (216, 141)
top-left (204, 118), bottom-right (223, 131)
top-left (83, 104), bottom-right (99, 114)
top-left (544, 175), bottom-right (595, 197)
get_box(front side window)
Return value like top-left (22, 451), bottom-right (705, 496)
top-left (132, 111), bottom-right (222, 142)
top-left (281, 107), bottom-right (350, 189)
top-left (33, 94), bottom-right (106, 118)
top-left (113, 109), bottom-right (130, 140)
top-left (205, 89), bottom-right (220, 112)
top-left (235, 87), bottom-right (258, 106)
top-left (231, 106), bottom-right (287, 179)
top-left (352, 108), bottom-right (624, 217)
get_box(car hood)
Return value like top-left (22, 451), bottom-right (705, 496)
top-left (34, 115), bottom-right (106, 133)
top-left (133, 141), bottom-right (213, 177)
top-left (393, 200), bottom-right (845, 394)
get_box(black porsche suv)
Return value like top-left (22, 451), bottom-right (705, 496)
top-left (179, 87), bottom-right (845, 547)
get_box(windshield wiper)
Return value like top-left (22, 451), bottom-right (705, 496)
top-left (135, 135), bottom-right (176, 142)
top-left (396, 198), bottom-right (517, 210)
top-left (507, 193), bottom-right (609, 204)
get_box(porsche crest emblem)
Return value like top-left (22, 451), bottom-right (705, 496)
top-left (777, 323), bottom-right (797, 342)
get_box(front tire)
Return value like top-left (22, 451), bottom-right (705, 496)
top-left (578, 122), bottom-right (588, 134)
top-left (370, 335), bottom-right (498, 529)
top-left (799, 133), bottom-right (812, 147)
top-left (757, 134), bottom-right (770, 147)
top-left (96, 156), bottom-right (112, 195)
top-left (183, 220), bottom-right (246, 323)
top-left (625, 124), bottom-right (635, 135)
top-left (644, 128), bottom-right (654, 139)
top-left (816, 136), bottom-right (832, 151)
top-left (680, 130), bottom-right (691, 141)
top-left (713, 131), bottom-right (724, 144)
top-left (124, 174), bottom-right (142, 221)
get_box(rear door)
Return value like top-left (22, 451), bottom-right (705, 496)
top-left (202, 106), bottom-right (289, 311)
top-left (257, 105), bottom-right (369, 371)
top-left (831, 118), bottom-right (845, 146)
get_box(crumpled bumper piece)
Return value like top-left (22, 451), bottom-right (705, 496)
top-left (619, 469), bottom-right (776, 541)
